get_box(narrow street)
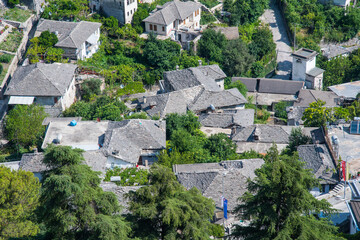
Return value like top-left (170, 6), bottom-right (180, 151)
top-left (260, 0), bottom-right (292, 80)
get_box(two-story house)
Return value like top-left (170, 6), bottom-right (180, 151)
top-left (35, 19), bottom-right (102, 60)
top-left (90, 0), bottom-right (137, 25)
top-left (143, 0), bottom-right (201, 41)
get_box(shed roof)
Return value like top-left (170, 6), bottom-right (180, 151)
top-left (174, 159), bottom-right (264, 211)
top-left (306, 67), bottom-right (325, 77)
top-left (293, 89), bottom-right (339, 108)
top-left (199, 109), bottom-right (254, 128)
top-left (5, 63), bottom-right (77, 97)
top-left (36, 19), bottom-right (101, 49)
top-left (328, 81), bottom-right (360, 99)
top-left (298, 144), bottom-right (338, 184)
top-left (189, 88), bottom-right (247, 112)
top-left (143, 0), bottom-right (201, 25)
top-left (102, 120), bottom-right (166, 164)
top-left (164, 65), bottom-right (226, 92)
top-left (231, 125), bottom-right (290, 144)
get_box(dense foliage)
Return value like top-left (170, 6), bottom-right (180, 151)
top-left (5, 105), bottom-right (48, 148)
top-left (63, 95), bottom-right (127, 121)
top-left (274, 101), bottom-right (292, 119)
top-left (104, 167), bottom-right (149, 186)
top-left (283, 127), bottom-right (313, 155)
top-left (222, 0), bottom-right (269, 26)
top-left (233, 144), bottom-right (343, 240)
top-left (41, 0), bottom-right (89, 20)
top-left (0, 166), bottom-right (40, 239)
top-left (38, 145), bottom-right (131, 239)
top-left (198, 26), bottom-right (275, 78)
top-left (127, 164), bottom-right (216, 239)
top-left (225, 80), bottom-right (248, 96)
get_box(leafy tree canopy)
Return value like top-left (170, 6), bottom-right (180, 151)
top-left (38, 145), bottom-right (131, 240)
top-left (127, 164), bottom-right (215, 239)
top-left (274, 101), bottom-right (292, 119)
top-left (233, 144), bottom-right (344, 240)
top-left (5, 104), bottom-right (48, 148)
top-left (0, 166), bottom-right (40, 239)
top-left (302, 100), bottom-right (334, 127)
top-left (225, 80), bottom-right (248, 96)
top-left (283, 127), bottom-right (312, 155)
top-left (198, 29), bottom-right (227, 63)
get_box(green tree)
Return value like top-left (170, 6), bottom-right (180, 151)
top-left (165, 111), bottom-right (200, 139)
top-left (8, 0), bottom-right (19, 7)
top-left (205, 133), bottom-right (238, 160)
top-left (81, 79), bottom-right (102, 101)
top-left (38, 31), bottom-right (58, 48)
top-left (45, 47), bottom-right (64, 63)
top-left (226, 0), bottom-right (269, 26)
top-left (0, 166), bottom-right (40, 239)
top-left (198, 29), bottom-right (227, 63)
top-left (232, 144), bottom-right (344, 240)
top-left (302, 100), bottom-right (334, 127)
top-left (127, 164), bottom-right (215, 239)
top-left (225, 80), bottom-right (248, 96)
top-left (238, 149), bottom-right (263, 159)
top-left (5, 105), bottom-right (48, 148)
top-left (38, 145), bottom-right (131, 240)
top-left (132, 6), bottom-right (149, 33)
top-left (274, 101), bottom-right (292, 119)
top-left (249, 27), bottom-right (276, 60)
top-left (222, 39), bottom-right (255, 77)
top-left (284, 127), bottom-right (312, 154)
top-left (157, 149), bottom-right (198, 168)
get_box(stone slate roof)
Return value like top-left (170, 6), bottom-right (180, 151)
top-left (36, 19), bottom-right (101, 49)
top-left (140, 86), bottom-right (202, 118)
top-left (328, 81), bottom-right (360, 99)
top-left (231, 125), bottom-right (290, 144)
top-left (164, 65), bottom-right (226, 92)
top-left (189, 88), bottom-right (247, 112)
top-left (287, 106), bottom-right (306, 125)
top-left (291, 48), bottom-right (318, 60)
top-left (307, 67), bottom-right (325, 77)
top-left (5, 63), bottom-right (77, 97)
top-left (298, 144), bottom-right (338, 184)
top-left (321, 45), bottom-right (351, 59)
top-left (100, 182), bottom-right (142, 213)
top-left (19, 153), bottom-right (48, 172)
top-left (83, 150), bottom-right (108, 174)
top-left (143, 0), bottom-right (201, 25)
top-left (103, 120), bottom-right (166, 164)
top-left (348, 200), bottom-right (360, 229)
top-left (199, 109), bottom-right (254, 128)
top-left (174, 159), bottom-right (264, 211)
top-left (293, 89), bottom-right (339, 108)
top-left (234, 77), bottom-right (304, 95)
top-left (212, 26), bottom-right (239, 40)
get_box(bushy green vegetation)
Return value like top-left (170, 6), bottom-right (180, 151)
top-left (104, 167), bottom-right (149, 186)
top-left (280, 0), bottom-right (360, 46)
top-left (0, 54), bottom-right (13, 63)
top-left (158, 112), bottom-right (238, 167)
top-left (198, 26), bottom-right (276, 78)
top-left (225, 80), bottom-right (248, 96)
top-left (200, 0), bottom-right (219, 9)
top-left (200, 11), bottom-right (217, 25)
top-left (80, 79), bottom-right (102, 101)
top-left (0, 7), bottom-right (32, 22)
top-left (245, 98), bottom-right (271, 124)
top-left (274, 101), bottom-right (292, 119)
top-left (0, 30), bottom-right (23, 52)
top-left (41, 0), bottom-right (89, 20)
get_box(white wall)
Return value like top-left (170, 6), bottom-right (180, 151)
top-left (216, 79), bottom-right (224, 90)
top-left (292, 57), bottom-right (307, 81)
top-left (124, 0), bottom-right (137, 23)
top-left (107, 156), bottom-right (135, 169)
top-left (61, 77), bottom-right (76, 110)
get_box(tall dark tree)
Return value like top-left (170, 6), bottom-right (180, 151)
top-left (249, 27), bottom-right (276, 60)
top-left (226, 0), bottom-right (269, 26)
top-left (127, 164), bottom-right (215, 239)
top-left (198, 29), bottom-right (227, 63)
top-left (38, 145), bottom-right (130, 240)
top-left (232, 144), bottom-right (343, 240)
top-left (222, 39), bottom-right (255, 77)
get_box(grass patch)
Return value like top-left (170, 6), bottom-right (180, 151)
top-left (200, 0), bottom-right (220, 8)
top-left (200, 11), bottom-right (217, 25)
top-left (0, 54), bottom-right (14, 84)
top-left (0, 8), bottom-right (32, 22)
top-left (0, 30), bottom-right (23, 52)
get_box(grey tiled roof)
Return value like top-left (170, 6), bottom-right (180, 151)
top-left (83, 150), bottom-right (108, 174)
top-left (19, 153), bottom-right (48, 172)
top-left (298, 144), bottom-right (338, 184)
top-left (103, 120), bottom-right (166, 164)
top-left (140, 86), bottom-right (202, 118)
top-left (306, 67), bottom-right (325, 77)
top-left (291, 48), bottom-right (317, 60)
top-left (174, 159), bottom-right (264, 210)
top-left (293, 89), bottom-right (339, 108)
top-left (5, 63), bottom-right (77, 97)
top-left (199, 109), bottom-right (254, 128)
top-left (287, 106), bottom-right (306, 125)
top-left (143, 0), bottom-right (201, 25)
top-left (189, 88), bottom-right (247, 112)
top-left (164, 65), bottom-right (226, 92)
top-left (36, 19), bottom-right (101, 49)
top-left (234, 77), bottom-right (304, 95)
top-left (231, 125), bottom-right (290, 144)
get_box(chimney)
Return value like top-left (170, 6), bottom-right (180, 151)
top-left (143, 96), bottom-right (147, 103)
top-left (198, 60), bottom-right (202, 66)
top-left (145, 159), bottom-right (149, 167)
top-left (176, 65), bottom-right (179, 70)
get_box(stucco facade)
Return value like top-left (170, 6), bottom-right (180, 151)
top-left (92, 0), bottom-right (137, 24)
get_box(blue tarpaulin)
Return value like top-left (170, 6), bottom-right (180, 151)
top-left (223, 198), bottom-right (228, 219)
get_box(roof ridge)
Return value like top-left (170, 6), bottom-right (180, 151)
top-left (68, 22), bottom-right (82, 48)
top-left (173, 0), bottom-right (183, 19)
top-left (36, 65), bottom-right (63, 95)
top-left (160, 9), bottom-right (167, 25)
top-left (309, 89), bottom-right (318, 101)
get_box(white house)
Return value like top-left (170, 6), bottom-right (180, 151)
top-left (5, 63), bottom-right (77, 111)
top-left (90, 0), bottom-right (137, 25)
top-left (35, 19), bottom-right (102, 60)
top-left (291, 48), bottom-right (325, 90)
top-left (143, 0), bottom-right (201, 41)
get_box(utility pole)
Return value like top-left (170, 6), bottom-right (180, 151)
top-left (294, 24), bottom-right (297, 52)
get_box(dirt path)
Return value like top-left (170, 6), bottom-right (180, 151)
top-left (260, 0), bottom-right (292, 80)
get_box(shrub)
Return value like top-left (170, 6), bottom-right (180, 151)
top-left (0, 54), bottom-right (12, 63)
top-left (0, 64), bottom-right (3, 75)
top-left (104, 167), bottom-right (149, 186)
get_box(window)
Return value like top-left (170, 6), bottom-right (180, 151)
top-left (173, 21), bottom-right (175, 28)
top-left (127, 0), bottom-right (129, 4)
top-left (162, 26), bottom-right (165, 31)
top-left (127, 12), bottom-right (129, 16)
top-left (131, 9), bottom-right (132, 14)
top-left (154, 25), bottom-right (157, 31)
top-left (149, 24), bottom-right (153, 30)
